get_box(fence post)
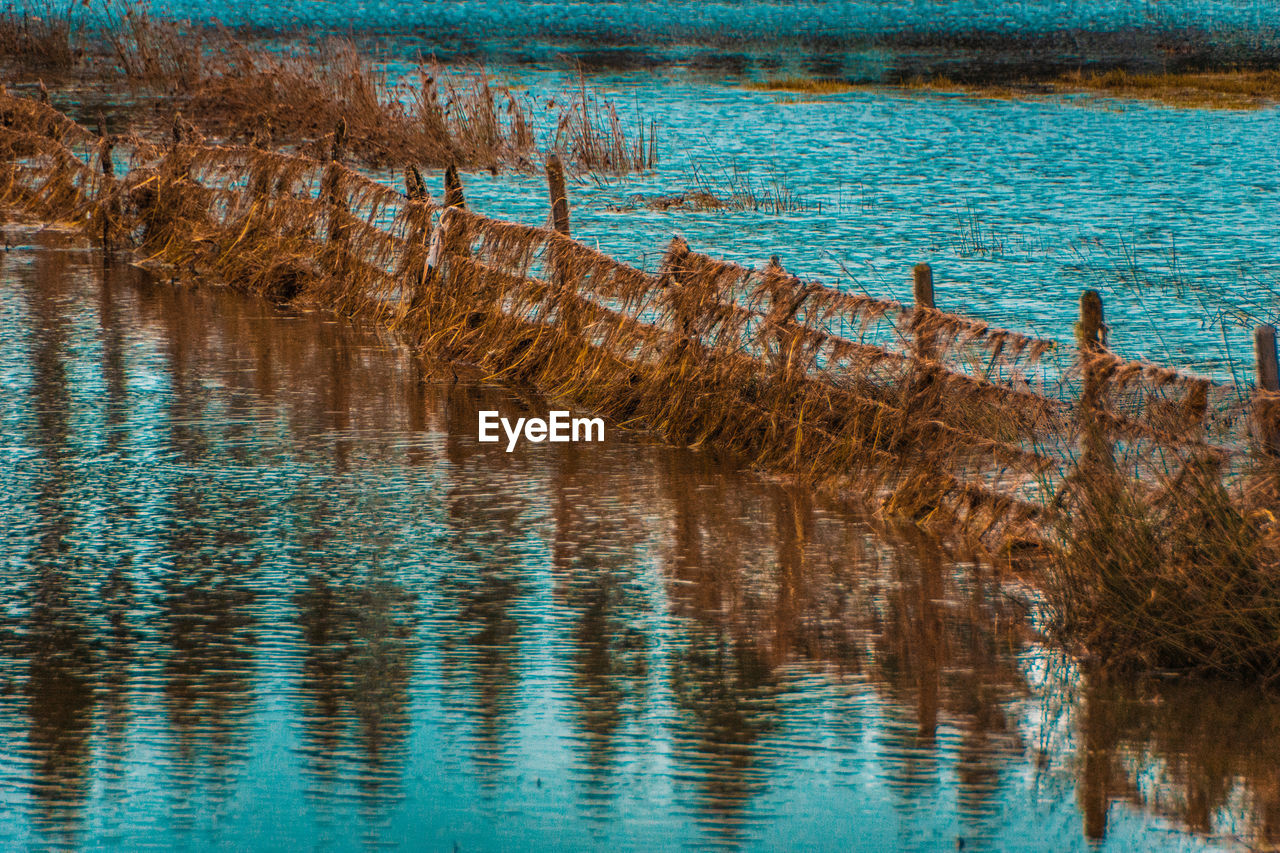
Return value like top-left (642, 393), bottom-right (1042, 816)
top-left (404, 165), bottom-right (430, 202)
top-left (912, 263), bottom-right (934, 310)
top-left (1254, 324), bottom-right (1280, 454)
top-left (321, 119), bottom-right (350, 278)
top-left (546, 153), bottom-right (570, 236)
top-left (444, 163), bottom-right (465, 209)
top-left (544, 152), bottom-right (577, 332)
top-left (425, 206), bottom-right (455, 286)
top-left (1077, 289), bottom-right (1113, 471)
top-left (911, 263), bottom-right (935, 363)
top-left (1078, 289), bottom-right (1105, 352)
top-left (96, 112), bottom-right (117, 249)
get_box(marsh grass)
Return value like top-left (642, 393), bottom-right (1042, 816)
top-left (0, 0), bottom-right (79, 70)
top-left (1046, 453), bottom-right (1280, 682)
top-left (751, 68), bottom-right (1280, 109)
top-left (1056, 68), bottom-right (1280, 109)
top-left (4, 0), bottom-right (658, 174)
top-left (550, 72), bottom-right (656, 174)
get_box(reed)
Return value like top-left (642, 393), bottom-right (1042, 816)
top-left (4, 1), bottom-right (658, 173)
top-left (550, 70), bottom-right (656, 174)
top-left (0, 0), bottom-right (79, 70)
top-left (1045, 454), bottom-right (1280, 682)
top-left (96, 0), bottom-right (200, 88)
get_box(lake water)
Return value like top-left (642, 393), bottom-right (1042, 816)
top-left (1, 227), bottom-right (1276, 851)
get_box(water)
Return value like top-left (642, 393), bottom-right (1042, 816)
top-left (1, 227), bottom-right (1275, 851)
top-left (133, 1), bottom-right (1280, 51)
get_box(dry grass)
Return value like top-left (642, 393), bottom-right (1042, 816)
top-left (904, 69), bottom-right (1280, 109)
top-left (751, 69), bottom-right (1280, 109)
top-left (745, 77), bottom-right (859, 95)
top-left (0, 0), bottom-right (79, 70)
top-left (2, 0), bottom-right (658, 173)
top-left (96, 0), bottom-right (200, 88)
top-left (1054, 68), bottom-right (1280, 109)
top-left (549, 71), bottom-right (656, 173)
top-left (1045, 456), bottom-right (1280, 682)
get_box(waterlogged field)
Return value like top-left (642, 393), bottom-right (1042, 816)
top-left (0, 231), bottom-right (1262, 852)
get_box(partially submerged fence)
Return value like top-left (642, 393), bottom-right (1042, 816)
top-left (3, 91), bottom-right (1276, 546)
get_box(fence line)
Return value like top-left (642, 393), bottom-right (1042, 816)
top-left (2, 91), bottom-right (1275, 546)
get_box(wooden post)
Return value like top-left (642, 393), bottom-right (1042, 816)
top-left (1078, 289), bottom-right (1113, 472)
top-left (546, 153), bottom-right (570, 236)
top-left (911, 263), bottom-right (936, 363)
top-left (1255, 325), bottom-right (1279, 392)
top-left (912, 263), bottom-right (934, 310)
top-left (425, 207), bottom-right (455, 284)
top-left (444, 163), bottom-right (465, 209)
top-left (322, 119), bottom-right (350, 267)
top-left (404, 165), bottom-right (430, 202)
top-left (1254, 325), bottom-right (1280, 454)
top-left (544, 152), bottom-right (575, 332)
top-left (330, 116), bottom-right (347, 163)
top-left (1079, 289), bottom-right (1105, 352)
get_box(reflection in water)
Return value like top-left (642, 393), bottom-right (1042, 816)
top-left (295, 570), bottom-right (418, 817)
top-left (0, 230), bottom-right (1265, 850)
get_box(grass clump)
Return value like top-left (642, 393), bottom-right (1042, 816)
top-left (0, 0), bottom-right (79, 70)
top-left (2, 0), bottom-right (659, 174)
top-left (745, 77), bottom-right (858, 95)
top-left (1046, 454), bottom-right (1280, 683)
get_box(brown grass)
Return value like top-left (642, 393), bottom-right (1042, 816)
top-left (745, 77), bottom-right (859, 95)
top-left (1046, 452), bottom-right (1280, 682)
top-left (750, 69), bottom-right (1280, 109)
top-left (3, 1), bottom-right (657, 173)
top-left (0, 0), bottom-right (79, 70)
top-left (1055, 68), bottom-right (1280, 109)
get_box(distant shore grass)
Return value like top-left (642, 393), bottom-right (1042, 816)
top-left (1054, 68), bottom-right (1280, 108)
top-left (749, 69), bottom-right (1280, 109)
top-left (744, 77), bottom-right (860, 95)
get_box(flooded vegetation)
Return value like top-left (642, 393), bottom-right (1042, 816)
top-left (5, 0), bottom-right (1280, 848)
